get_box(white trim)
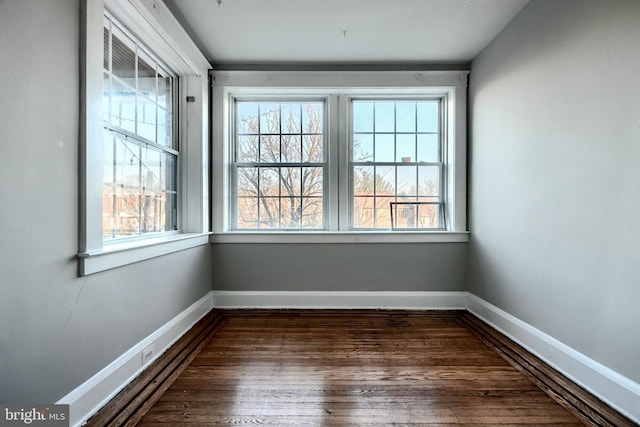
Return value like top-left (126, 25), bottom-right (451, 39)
top-left (79, 233), bottom-right (210, 275)
top-left (211, 70), bottom-right (468, 235)
top-left (212, 70), bottom-right (469, 89)
top-left (210, 231), bottom-right (469, 244)
top-left (79, 0), bottom-right (211, 276)
top-left (467, 294), bottom-right (640, 424)
top-left (57, 291), bottom-right (214, 427)
top-left (211, 290), bottom-right (468, 310)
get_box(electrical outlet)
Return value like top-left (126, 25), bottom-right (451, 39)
top-left (141, 344), bottom-right (155, 366)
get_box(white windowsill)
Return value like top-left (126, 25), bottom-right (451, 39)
top-left (78, 232), bottom-right (211, 276)
top-left (210, 231), bottom-right (469, 244)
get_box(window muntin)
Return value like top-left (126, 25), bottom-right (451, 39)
top-left (232, 100), bottom-right (326, 230)
top-left (102, 16), bottom-right (178, 240)
top-left (351, 99), bottom-right (444, 230)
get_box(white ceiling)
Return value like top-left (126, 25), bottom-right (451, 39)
top-left (163, 0), bottom-right (529, 66)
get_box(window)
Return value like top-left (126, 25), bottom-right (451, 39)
top-left (102, 15), bottom-right (178, 240)
top-left (233, 100), bottom-right (325, 230)
top-left (351, 99), bottom-right (444, 230)
top-left (79, 0), bottom-right (211, 275)
top-left (212, 71), bottom-right (468, 243)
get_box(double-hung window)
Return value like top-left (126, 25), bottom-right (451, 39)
top-left (102, 15), bottom-right (178, 240)
top-left (79, 0), bottom-right (211, 275)
top-left (233, 100), bottom-right (326, 229)
top-left (212, 71), bottom-right (468, 243)
top-left (351, 99), bottom-right (444, 230)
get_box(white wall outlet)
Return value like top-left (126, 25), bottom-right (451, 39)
top-left (141, 344), bottom-right (155, 366)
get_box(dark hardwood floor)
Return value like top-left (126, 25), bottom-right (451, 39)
top-left (136, 310), bottom-right (590, 426)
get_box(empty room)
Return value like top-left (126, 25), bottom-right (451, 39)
top-left (0, 0), bottom-right (638, 426)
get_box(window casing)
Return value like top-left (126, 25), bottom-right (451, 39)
top-left (79, 0), bottom-right (211, 275)
top-left (213, 71), bottom-right (469, 243)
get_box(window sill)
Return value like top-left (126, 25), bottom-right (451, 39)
top-left (78, 232), bottom-right (211, 276)
top-left (210, 231), bottom-right (469, 244)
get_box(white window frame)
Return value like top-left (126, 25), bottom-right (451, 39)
top-left (211, 70), bottom-right (469, 243)
top-left (230, 97), bottom-right (329, 230)
top-left (78, 0), bottom-right (211, 275)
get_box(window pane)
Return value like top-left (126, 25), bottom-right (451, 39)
top-left (157, 107), bottom-right (172, 147)
top-left (417, 134), bottom-right (439, 163)
top-left (302, 167), bottom-right (323, 197)
top-left (418, 165), bottom-right (440, 197)
top-left (111, 27), bottom-right (136, 82)
top-left (301, 197), bottom-right (323, 229)
top-left (374, 102), bottom-right (394, 132)
top-left (281, 167), bottom-right (301, 197)
top-left (260, 103), bottom-right (280, 134)
top-left (281, 135), bottom-right (301, 163)
top-left (353, 196), bottom-right (374, 228)
top-left (353, 134), bottom-right (373, 162)
top-left (114, 136), bottom-right (140, 236)
top-left (353, 166), bottom-right (374, 196)
top-left (374, 134), bottom-right (394, 162)
top-left (163, 152), bottom-right (177, 193)
top-left (237, 135), bottom-right (258, 163)
top-left (260, 168), bottom-right (280, 198)
top-left (396, 101), bottom-right (416, 133)
top-left (259, 197), bottom-right (280, 229)
top-left (237, 102), bottom-right (259, 134)
top-left (259, 135), bottom-right (280, 163)
top-left (137, 51), bottom-right (157, 98)
top-left (281, 102), bottom-right (301, 134)
top-left (397, 166), bottom-right (417, 198)
top-left (237, 167), bottom-right (258, 197)
top-left (353, 101), bottom-right (373, 132)
top-left (375, 196), bottom-right (393, 228)
top-left (142, 146), bottom-right (161, 194)
top-left (302, 102), bottom-right (323, 133)
top-left (303, 135), bottom-right (323, 163)
top-left (375, 166), bottom-right (395, 196)
top-left (417, 101), bottom-right (439, 133)
top-left (396, 134), bottom-right (415, 163)
top-left (110, 78), bottom-right (136, 132)
top-left (281, 197), bottom-right (301, 229)
top-left (137, 96), bottom-right (156, 142)
top-left (141, 146), bottom-right (162, 233)
top-left (237, 197), bottom-right (258, 229)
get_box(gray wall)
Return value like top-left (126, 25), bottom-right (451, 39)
top-left (213, 243), bottom-right (467, 291)
top-left (469, 0), bottom-right (640, 383)
top-left (0, 1), bottom-right (211, 403)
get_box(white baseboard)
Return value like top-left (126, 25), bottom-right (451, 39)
top-left (57, 291), bottom-right (214, 427)
top-left (56, 290), bottom-right (640, 426)
top-left (211, 290), bottom-right (469, 310)
top-left (467, 294), bottom-right (640, 424)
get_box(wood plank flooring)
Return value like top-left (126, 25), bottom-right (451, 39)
top-left (137, 310), bottom-right (588, 426)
